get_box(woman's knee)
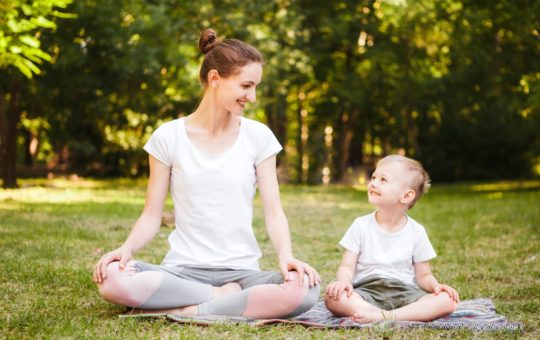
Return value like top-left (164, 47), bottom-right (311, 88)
top-left (280, 271), bottom-right (320, 317)
top-left (96, 261), bottom-right (141, 307)
top-left (97, 262), bottom-right (120, 297)
top-left (297, 280), bottom-right (320, 314)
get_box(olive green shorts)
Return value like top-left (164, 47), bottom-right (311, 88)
top-left (353, 275), bottom-right (428, 311)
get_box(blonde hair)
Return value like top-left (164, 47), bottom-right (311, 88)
top-left (377, 155), bottom-right (431, 209)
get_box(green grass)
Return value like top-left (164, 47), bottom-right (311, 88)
top-left (1, 178), bottom-right (538, 339)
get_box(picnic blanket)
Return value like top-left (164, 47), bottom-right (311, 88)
top-left (121, 298), bottom-right (523, 332)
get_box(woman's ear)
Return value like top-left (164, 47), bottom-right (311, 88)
top-left (208, 69), bottom-right (219, 88)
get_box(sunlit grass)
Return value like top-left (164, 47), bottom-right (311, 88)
top-left (1, 178), bottom-right (538, 338)
top-left (469, 180), bottom-right (540, 192)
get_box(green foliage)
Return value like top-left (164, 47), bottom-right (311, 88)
top-left (1, 0), bottom-right (539, 183)
top-left (28, 0), bottom-right (203, 175)
top-left (0, 0), bottom-right (75, 78)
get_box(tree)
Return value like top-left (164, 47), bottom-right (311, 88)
top-left (0, 0), bottom-right (74, 188)
top-left (3, 0), bottom-right (538, 185)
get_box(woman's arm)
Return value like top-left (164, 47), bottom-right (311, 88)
top-left (121, 155), bottom-right (170, 253)
top-left (93, 155), bottom-right (170, 283)
top-left (256, 155), bottom-right (320, 287)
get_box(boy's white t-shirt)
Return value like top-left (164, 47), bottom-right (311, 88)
top-left (143, 117), bottom-right (282, 270)
top-left (339, 212), bottom-right (437, 286)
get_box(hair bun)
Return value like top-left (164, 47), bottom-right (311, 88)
top-left (199, 29), bottom-right (218, 54)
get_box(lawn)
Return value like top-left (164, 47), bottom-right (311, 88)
top-left (1, 178), bottom-right (538, 339)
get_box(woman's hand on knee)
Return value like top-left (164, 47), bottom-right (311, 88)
top-left (93, 246), bottom-right (133, 284)
top-left (279, 257), bottom-right (321, 288)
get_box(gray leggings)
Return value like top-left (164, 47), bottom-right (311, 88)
top-left (99, 260), bottom-right (320, 318)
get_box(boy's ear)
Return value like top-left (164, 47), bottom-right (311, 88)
top-left (401, 189), bottom-right (416, 205)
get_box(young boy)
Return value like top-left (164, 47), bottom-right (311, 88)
top-left (325, 155), bottom-right (459, 323)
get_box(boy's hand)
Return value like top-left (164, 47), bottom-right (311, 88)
top-left (325, 281), bottom-right (354, 300)
top-left (434, 283), bottom-right (459, 303)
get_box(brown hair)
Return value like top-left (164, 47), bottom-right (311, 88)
top-left (198, 29), bottom-right (263, 86)
top-left (378, 155), bottom-right (431, 209)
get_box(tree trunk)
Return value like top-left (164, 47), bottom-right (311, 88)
top-left (333, 41), bottom-right (362, 182)
top-left (0, 81), bottom-right (21, 188)
top-left (333, 108), bottom-right (360, 182)
top-left (296, 93), bottom-right (305, 184)
top-left (264, 90), bottom-right (287, 168)
top-left (401, 6), bottom-right (420, 156)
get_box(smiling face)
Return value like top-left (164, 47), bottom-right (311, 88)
top-left (211, 62), bottom-right (262, 116)
top-left (367, 160), bottom-right (415, 209)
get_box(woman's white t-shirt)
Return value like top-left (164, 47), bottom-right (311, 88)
top-left (143, 117), bottom-right (282, 270)
top-left (339, 212), bottom-right (437, 286)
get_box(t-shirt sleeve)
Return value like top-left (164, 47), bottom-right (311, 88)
top-left (254, 123), bottom-right (283, 165)
top-left (339, 220), bottom-right (362, 254)
top-left (143, 123), bottom-right (174, 167)
top-left (412, 225), bottom-right (437, 263)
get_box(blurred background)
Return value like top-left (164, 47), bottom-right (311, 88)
top-left (1, 0), bottom-right (539, 188)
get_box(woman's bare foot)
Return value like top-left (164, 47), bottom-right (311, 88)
top-left (125, 283), bottom-right (241, 317)
top-left (171, 304), bottom-right (198, 316)
top-left (213, 282), bottom-right (242, 298)
top-left (351, 305), bottom-right (388, 323)
top-left (166, 283), bottom-right (240, 315)
top-left (125, 304), bottom-right (198, 316)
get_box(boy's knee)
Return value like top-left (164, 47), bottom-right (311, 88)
top-left (438, 292), bottom-right (457, 315)
top-left (324, 294), bottom-right (336, 310)
top-left (324, 293), bottom-right (346, 313)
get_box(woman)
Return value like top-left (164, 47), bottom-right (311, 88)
top-left (92, 29), bottom-right (320, 319)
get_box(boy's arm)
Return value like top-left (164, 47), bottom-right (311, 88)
top-left (414, 261), bottom-right (459, 302)
top-left (336, 250), bottom-right (358, 282)
top-left (414, 261), bottom-right (439, 291)
top-left (326, 250), bottom-right (358, 299)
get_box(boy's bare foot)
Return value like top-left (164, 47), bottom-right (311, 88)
top-left (214, 282), bottom-right (242, 298)
top-left (352, 305), bottom-right (388, 323)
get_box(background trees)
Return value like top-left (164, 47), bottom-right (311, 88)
top-left (0, 0), bottom-right (74, 187)
top-left (1, 0), bottom-right (538, 188)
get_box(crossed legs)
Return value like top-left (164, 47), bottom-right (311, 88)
top-left (97, 261), bottom-right (320, 319)
top-left (325, 291), bottom-right (456, 323)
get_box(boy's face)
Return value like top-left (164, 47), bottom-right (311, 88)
top-left (367, 161), bottom-right (413, 208)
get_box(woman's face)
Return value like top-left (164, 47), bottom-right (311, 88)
top-left (213, 62), bottom-right (262, 115)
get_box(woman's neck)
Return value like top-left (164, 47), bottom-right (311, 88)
top-left (374, 207), bottom-right (408, 233)
top-left (189, 93), bottom-right (234, 136)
